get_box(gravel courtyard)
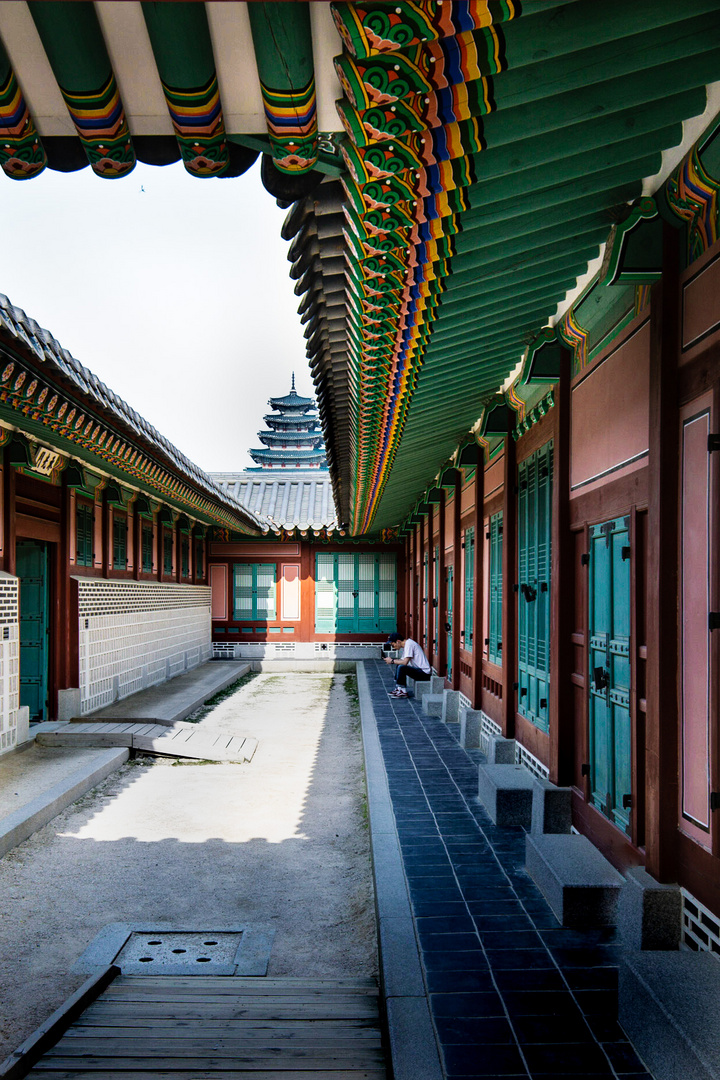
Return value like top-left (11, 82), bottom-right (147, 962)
top-left (0, 670), bottom-right (376, 1058)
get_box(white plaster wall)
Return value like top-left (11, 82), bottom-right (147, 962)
top-left (76, 579), bottom-right (212, 715)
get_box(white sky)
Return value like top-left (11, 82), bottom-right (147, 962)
top-left (2, 157), bottom-right (311, 471)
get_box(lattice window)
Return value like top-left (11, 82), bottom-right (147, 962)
top-left (233, 563), bottom-right (276, 622)
top-left (76, 503), bottom-right (94, 567)
top-left (113, 514), bottom-right (127, 571)
top-left (488, 511), bottom-right (503, 665)
top-left (518, 441), bottom-right (553, 732)
top-left (163, 530), bottom-right (173, 575)
top-left (141, 524), bottom-right (153, 574)
top-left (464, 527), bottom-right (474, 651)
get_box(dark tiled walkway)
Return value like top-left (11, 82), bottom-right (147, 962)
top-left (366, 661), bottom-right (652, 1080)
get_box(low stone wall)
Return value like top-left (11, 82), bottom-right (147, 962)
top-left (76, 579), bottom-right (212, 714)
top-left (0, 572), bottom-right (19, 754)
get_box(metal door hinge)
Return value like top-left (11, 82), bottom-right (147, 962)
top-left (621, 546), bottom-right (631, 561)
top-left (513, 681), bottom-right (519, 691)
top-left (514, 583), bottom-right (519, 592)
top-left (710, 612), bottom-right (720, 631)
top-left (708, 434), bottom-right (720, 452)
top-left (581, 553), bottom-right (590, 566)
top-left (622, 793), bottom-right (632, 810)
top-left (540, 698), bottom-right (547, 709)
top-left (710, 792), bottom-right (720, 812)
top-left (484, 637), bottom-right (490, 645)
top-left (486, 531), bottom-right (490, 539)
top-left (581, 763), bottom-right (590, 776)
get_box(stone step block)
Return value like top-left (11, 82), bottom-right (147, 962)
top-left (620, 952), bottom-right (720, 1080)
top-left (617, 866), bottom-right (681, 950)
top-left (441, 690), bottom-right (460, 724)
top-left (525, 833), bottom-right (623, 928)
top-left (421, 695), bottom-right (444, 718)
top-left (414, 675), bottom-right (444, 703)
top-left (458, 707), bottom-right (482, 749)
top-left (477, 763), bottom-right (534, 827)
top-left (485, 734), bottom-right (516, 765)
top-left (531, 776), bottom-right (573, 834)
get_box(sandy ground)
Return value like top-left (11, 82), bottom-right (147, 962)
top-left (0, 672), bottom-right (376, 1058)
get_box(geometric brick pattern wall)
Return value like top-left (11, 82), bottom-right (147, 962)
top-left (76, 579), bottom-right (212, 714)
top-left (0, 572), bottom-right (19, 753)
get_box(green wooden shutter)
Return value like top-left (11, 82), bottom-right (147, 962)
top-left (446, 565), bottom-right (453, 679)
top-left (141, 524), bottom-right (153, 573)
top-left (433, 546), bottom-right (439, 652)
top-left (517, 442), bottom-right (553, 732)
top-left (357, 553), bottom-right (376, 632)
top-left (464, 527), bottom-right (474, 651)
top-left (76, 504), bottom-right (94, 567)
top-left (337, 553), bottom-right (356, 632)
top-left (255, 563), bottom-right (277, 621)
top-left (377, 553), bottom-right (397, 633)
top-left (112, 516), bottom-right (127, 570)
top-left (589, 516), bottom-right (632, 833)
top-left (488, 511), bottom-right (503, 665)
top-left (194, 540), bottom-right (203, 580)
top-left (181, 537), bottom-right (189, 579)
top-left (315, 552), bottom-right (337, 632)
top-left (233, 563), bottom-right (254, 620)
top-left (163, 531), bottom-right (173, 575)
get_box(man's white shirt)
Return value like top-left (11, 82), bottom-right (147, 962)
top-left (402, 638), bottom-right (431, 674)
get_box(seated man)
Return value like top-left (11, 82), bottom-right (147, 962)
top-left (384, 633), bottom-right (432, 698)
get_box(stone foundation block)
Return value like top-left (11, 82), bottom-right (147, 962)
top-left (57, 688), bottom-right (82, 722)
top-left (441, 690), bottom-right (460, 724)
top-left (531, 776), bottom-right (573, 834)
top-left (459, 707), bottom-right (482, 749)
top-left (620, 952), bottom-right (720, 1080)
top-left (415, 676), bottom-right (444, 703)
top-left (486, 734), bottom-right (516, 765)
top-left (525, 834), bottom-right (623, 928)
top-left (421, 695), bottom-right (444, 718)
top-left (617, 866), bottom-right (682, 950)
top-left (477, 763), bottom-right (534, 827)
top-left (16, 705), bottom-right (30, 744)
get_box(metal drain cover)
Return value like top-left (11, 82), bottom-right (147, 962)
top-left (116, 931), bottom-right (243, 975)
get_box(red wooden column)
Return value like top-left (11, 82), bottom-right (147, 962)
top-left (408, 527), bottom-right (416, 639)
top-left (645, 223), bottom-right (681, 883)
top-left (438, 488), bottom-right (447, 678)
top-left (452, 471), bottom-right (462, 689)
top-left (58, 476), bottom-right (73, 693)
top-left (549, 351), bottom-right (573, 786)
top-left (501, 435), bottom-right (516, 738)
top-left (472, 457), bottom-right (485, 709)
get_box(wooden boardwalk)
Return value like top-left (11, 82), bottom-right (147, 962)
top-left (37, 724), bottom-right (257, 764)
top-left (24, 976), bottom-right (386, 1079)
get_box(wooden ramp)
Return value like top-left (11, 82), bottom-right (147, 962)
top-left (37, 724), bottom-right (257, 764)
top-left (24, 975), bottom-right (386, 1079)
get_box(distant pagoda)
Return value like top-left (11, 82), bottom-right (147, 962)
top-left (249, 374), bottom-right (327, 470)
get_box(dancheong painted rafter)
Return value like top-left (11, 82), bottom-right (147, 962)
top-left (0, 1), bottom-right (719, 536)
top-left (291, 0), bottom-right (720, 533)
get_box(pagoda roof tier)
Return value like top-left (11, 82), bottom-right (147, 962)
top-left (263, 413), bottom-right (320, 430)
top-left (268, 389), bottom-right (314, 411)
top-left (259, 430), bottom-right (324, 447)
top-left (250, 447), bottom-right (327, 466)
